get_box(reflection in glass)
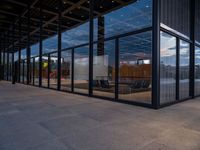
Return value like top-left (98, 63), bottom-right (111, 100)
top-left (42, 54), bottom-right (48, 87)
top-left (20, 60), bottom-right (23, 83)
top-left (195, 46), bottom-right (200, 95)
top-left (61, 50), bottom-right (72, 91)
top-left (93, 40), bottom-right (115, 98)
top-left (49, 53), bottom-right (58, 89)
top-left (34, 57), bottom-right (40, 86)
top-left (43, 35), bottom-right (58, 54)
top-left (30, 58), bottom-right (33, 84)
top-left (179, 40), bottom-right (190, 99)
top-left (93, 0), bottom-right (152, 39)
top-left (4, 53), bottom-right (7, 80)
top-left (160, 32), bottom-right (176, 104)
top-left (118, 31), bottom-right (152, 103)
top-left (24, 60), bottom-right (27, 84)
top-left (74, 46), bottom-right (89, 94)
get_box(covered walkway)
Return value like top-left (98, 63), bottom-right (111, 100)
top-left (0, 81), bottom-right (200, 150)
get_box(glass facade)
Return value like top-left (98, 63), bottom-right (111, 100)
top-left (160, 32), bottom-right (176, 104)
top-left (61, 50), bottom-right (72, 91)
top-left (118, 32), bottom-right (152, 103)
top-left (1, 0), bottom-right (199, 109)
top-left (195, 46), bottom-right (200, 96)
top-left (179, 40), bottom-right (190, 99)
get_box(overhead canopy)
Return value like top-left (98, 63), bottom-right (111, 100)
top-left (0, 0), bottom-right (134, 52)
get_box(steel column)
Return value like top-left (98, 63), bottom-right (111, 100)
top-left (89, 0), bottom-right (94, 96)
top-left (190, 0), bottom-right (195, 97)
top-left (26, 2), bottom-right (31, 84)
top-left (57, 0), bottom-right (62, 90)
top-left (12, 22), bottom-right (15, 84)
top-left (152, 0), bottom-right (160, 108)
top-left (176, 38), bottom-right (180, 100)
top-left (115, 38), bottom-right (119, 100)
top-left (39, 1), bottom-right (43, 87)
top-left (18, 15), bottom-right (21, 83)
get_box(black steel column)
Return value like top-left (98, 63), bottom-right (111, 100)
top-left (26, 2), bottom-right (31, 84)
top-left (3, 33), bottom-right (5, 80)
top-left (18, 15), bottom-right (21, 83)
top-left (12, 22), bottom-right (15, 84)
top-left (152, 0), bottom-right (160, 108)
top-left (176, 38), bottom-right (180, 100)
top-left (6, 32), bottom-right (9, 81)
top-left (115, 38), bottom-right (119, 100)
top-left (39, 1), bottom-right (43, 87)
top-left (33, 58), bottom-right (35, 85)
top-left (48, 54), bottom-right (50, 88)
top-left (57, 0), bottom-right (62, 91)
top-left (89, 0), bottom-right (94, 96)
top-left (190, 0), bottom-right (195, 98)
top-left (71, 48), bottom-right (74, 92)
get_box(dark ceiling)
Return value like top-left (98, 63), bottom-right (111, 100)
top-left (0, 0), bottom-right (134, 53)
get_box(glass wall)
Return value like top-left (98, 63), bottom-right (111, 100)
top-left (93, 40), bottom-right (115, 98)
top-left (49, 52), bottom-right (58, 89)
top-left (61, 50), bottom-right (72, 91)
top-left (160, 32), bottom-right (176, 104)
top-left (195, 46), bottom-right (200, 96)
top-left (74, 46), bottom-right (89, 94)
top-left (118, 32), bottom-right (152, 103)
top-left (93, 0), bottom-right (152, 40)
top-left (31, 43), bottom-right (39, 57)
top-left (20, 60), bottom-right (24, 83)
top-left (43, 35), bottom-right (58, 54)
top-left (4, 53), bottom-right (7, 80)
top-left (42, 54), bottom-right (48, 87)
top-left (179, 40), bottom-right (190, 99)
top-left (34, 57), bottom-right (40, 86)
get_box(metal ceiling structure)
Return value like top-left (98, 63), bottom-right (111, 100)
top-left (0, 0), bottom-right (134, 53)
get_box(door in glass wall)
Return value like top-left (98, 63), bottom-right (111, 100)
top-left (34, 57), bottom-right (39, 86)
top-left (42, 54), bottom-right (48, 87)
top-left (93, 40), bottom-right (115, 98)
top-left (20, 60), bottom-right (24, 83)
top-left (30, 58), bottom-right (34, 85)
top-left (160, 32), bottom-right (176, 104)
top-left (24, 60), bottom-right (27, 84)
top-left (61, 50), bottom-right (72, 91)
top-left (195, 46), bottom-right (200, 96)
top-left (179, 40), bottom-right (190, 99)
top-left (49, 52), bottom-right (58, 89)
top-left (118, 31), bottom-right (152, 104)
top-left (74, 46), bottom-right (89, 94)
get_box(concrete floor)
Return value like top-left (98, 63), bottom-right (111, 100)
top-left (0, 81), bottom-right (200, 150)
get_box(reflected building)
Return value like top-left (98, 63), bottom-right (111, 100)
top-left (0, 0), bottom-right (199, 108)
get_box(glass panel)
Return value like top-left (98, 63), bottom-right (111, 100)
top-left (42, 54), bottom-right (48, 87)
top-left (195, 46), bottom-right (200, 95)
top-left (4, 53), bottom-right (7, 80)
top-left (49, 53), bottom-right (58, 89)
top-left (160, 32), bottom-right (176, 104)
top-left (31, 43), bottom-right (39, 57)
top-left (34, 57), bottom-right (40, 86)
top-left (93, 40), bottom-right (115, 98)
top-left (93, 0), bottom-right (152, 40)
top-left (43, 35), bottom-right (58, 54)
top-left (30, 58), bottom-right (34, 85)
top-left (24, 60), bottom-right (27, 84)
top-left (118, 31), bottom-right (152, 103)
top-left (179, 40), bottom-right (190, 99)
top-left (20, 60), bottom-right (23, 83)
top-left (61, 50), bottom-right (72, 91)
top-left (74, 46), bottom-right (89, 94)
